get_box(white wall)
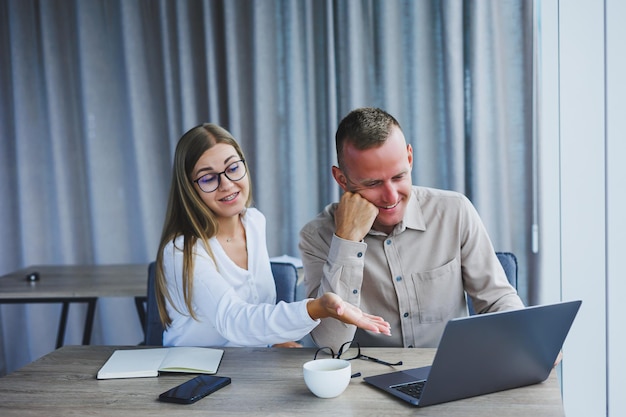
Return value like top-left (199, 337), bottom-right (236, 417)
top-left (605, 0), bottom-right (626, 415)
top-left (538, 1), bottom-right (626, 416)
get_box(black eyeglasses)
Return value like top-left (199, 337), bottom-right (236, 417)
top-left (314, 341), bottom-right (403, 367)
top-left (193, 159), bottom-right (247, 193)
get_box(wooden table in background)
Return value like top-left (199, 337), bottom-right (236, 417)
top-left (0, 345), bottom-right (565, 417)
top-left (0, 264), bottom-right (148, 347)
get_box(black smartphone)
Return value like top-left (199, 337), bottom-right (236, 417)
top-left (158, 375), bottom-right (231, 404)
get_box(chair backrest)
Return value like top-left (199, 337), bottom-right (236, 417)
top-left (144, 262), bottom-right (164, 346)
top-left (495, 251), bottom-right (518, 289)
top-left (270, 261), bottom-right (299, 303)
top-left (467, 251), bottom-right (518, 315)
top-left (143, 260), bottom-right (300, 346)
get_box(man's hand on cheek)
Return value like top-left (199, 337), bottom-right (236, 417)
top-left (334, 192), bottom-right (379, 241)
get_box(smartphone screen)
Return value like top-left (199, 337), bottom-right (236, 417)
top-left (158, 375), bottom-right (231, 404)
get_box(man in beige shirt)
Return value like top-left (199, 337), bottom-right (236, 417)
top-left (299, 107), bottom-right (524, 351)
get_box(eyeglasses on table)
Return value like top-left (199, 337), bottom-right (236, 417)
top-left (314, 341), bottom-right (403, 367)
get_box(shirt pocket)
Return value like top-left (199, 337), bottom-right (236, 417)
top-left (410, 256), bottom-right (463, 323)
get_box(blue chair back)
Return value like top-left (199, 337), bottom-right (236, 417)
top-left (144, 262), bottom-right (163, 346)
top-left (496, 251), bottom-right (517, 289)
top-left (271, 262), bottom-right (299, 303)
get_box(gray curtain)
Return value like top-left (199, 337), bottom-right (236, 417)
top-left (0, 0), bottom-right (533, 375)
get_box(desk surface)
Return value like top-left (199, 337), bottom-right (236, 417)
top-left (0, 264), bottom-right (148, 300)
top-left (0, 345), bottom-right (564, 417)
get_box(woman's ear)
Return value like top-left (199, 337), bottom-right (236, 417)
top-left (331, 166), bottom-right (350, 192)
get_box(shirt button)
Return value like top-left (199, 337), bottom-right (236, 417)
top-left (403, 312), bottom-right (409, 318)
top-left (386, 239), bottom-right (392, 245)
top-left (357, 252), bottom-right (363, 258)
top-left (396, 276), bottom-right (402, 282)
top-left (353, 289), bottom-right (358, 294)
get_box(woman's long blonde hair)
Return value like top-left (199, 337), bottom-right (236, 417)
top-left (155, 123), bottom-right (252, 327)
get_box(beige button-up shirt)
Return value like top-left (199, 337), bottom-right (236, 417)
top-left (299, 186), bottom-right (524, 351)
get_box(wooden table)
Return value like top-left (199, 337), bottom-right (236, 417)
top-left (0, 264), bottom-right (148, 348)
top-left (0, 345), bottom-right (565, 416)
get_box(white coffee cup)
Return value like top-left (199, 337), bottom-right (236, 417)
top-left (302, 358), bottom-right (351, 398)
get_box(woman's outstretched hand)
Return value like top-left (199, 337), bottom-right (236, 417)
top-left (307, 292), bottom-right (391, 336)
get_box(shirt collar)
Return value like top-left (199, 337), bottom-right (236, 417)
top-left (403, 190), bottom-right (426, 231)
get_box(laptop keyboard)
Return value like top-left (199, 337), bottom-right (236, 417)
top-left (392, 380), bottom-right (427, 400)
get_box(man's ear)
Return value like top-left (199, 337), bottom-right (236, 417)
top-left (331, 166), bottom-right (350, 192)
top-left (407, 144), bottom-right (413, 168)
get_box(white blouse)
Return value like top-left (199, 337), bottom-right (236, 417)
top-left (162, 208), bottom-right (318, 347)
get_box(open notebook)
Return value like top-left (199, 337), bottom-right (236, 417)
top-left (97, 347), bottom-right (224, 380)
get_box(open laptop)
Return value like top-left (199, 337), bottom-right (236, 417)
top-left (364, 300), bottom-right (582, 407)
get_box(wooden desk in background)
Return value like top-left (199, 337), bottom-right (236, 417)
top-left (0, 264), bottom-right (148, 348)
top-left (0, 345), bottom-right (565, 417)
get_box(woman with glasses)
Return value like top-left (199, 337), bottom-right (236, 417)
top-left (154, 123), bottom-right (391, 347)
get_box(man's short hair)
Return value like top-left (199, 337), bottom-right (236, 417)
top-left (335, 107), bottom-right (402, 169)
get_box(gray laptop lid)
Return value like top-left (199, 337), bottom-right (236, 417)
top-left (364, 300), bottom-right (582, 407)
